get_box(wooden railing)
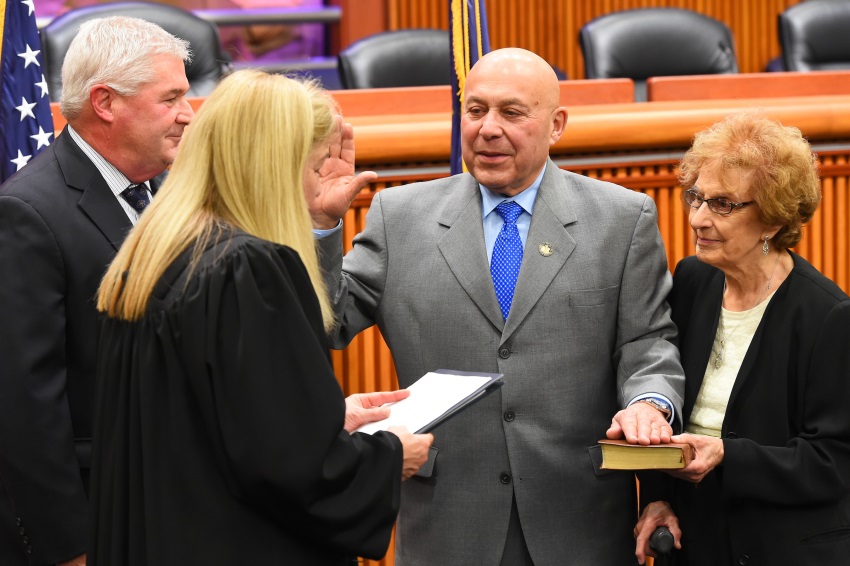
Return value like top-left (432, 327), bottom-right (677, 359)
top-left (647, 71), bottom-right (850, 102)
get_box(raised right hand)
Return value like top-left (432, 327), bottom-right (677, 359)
top-left (307, 116), bottom-right (377, 230)
top-left (387, 426), bottom-right (434, 480)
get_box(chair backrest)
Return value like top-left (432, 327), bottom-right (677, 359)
top-left (779, 0), bottom-right (850, 72)
top-left (41, 1), bottom-right (228, 102)
top-left (579, 7), bottom-right (738, 101)
top-left (337, 29), bottom-right (450, 89)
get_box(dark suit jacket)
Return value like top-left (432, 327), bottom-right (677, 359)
top-left (0, 129), bottom-right (158, 565)
top-left (651, 253), bottom-right (850, 565)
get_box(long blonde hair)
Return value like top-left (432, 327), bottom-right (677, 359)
top-left (98, 70), bottom-right (336, 329)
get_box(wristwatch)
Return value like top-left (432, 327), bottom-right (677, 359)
top-left (636, 398), bottom-right (672, 419)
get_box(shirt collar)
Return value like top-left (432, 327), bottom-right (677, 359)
top-left (479, 163), bottom-right (547, 219)
top-left (67, 125), bottom-right (149, 197)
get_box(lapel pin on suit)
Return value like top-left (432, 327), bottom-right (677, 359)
top-left (539, 243), bottom-right (554, 257)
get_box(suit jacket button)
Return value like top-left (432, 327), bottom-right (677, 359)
top-left (499, 347), bottom-right (510, 359)
top-left (726, 432), bottom-right (738, 439)
top-left (18, 527), bottom-right (24, 535)
top-left (500, 472), bottom-right (512, 484)
top-left (737, 555), bottom-right (749, 565)
top-left (16, 518), bottom-right (21, 527)
top-left (26, 545), bottom-right (32, 554)
top-left (504, 410), bottom-right (515, 422)
top-left (21, 536), bottom-right (28, 544)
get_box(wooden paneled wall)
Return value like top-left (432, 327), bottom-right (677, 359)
top-left (386, 0), bottom-right (801, 78)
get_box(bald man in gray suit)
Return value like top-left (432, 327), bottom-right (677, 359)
top-left (311, 48), bottom-right (685, 565)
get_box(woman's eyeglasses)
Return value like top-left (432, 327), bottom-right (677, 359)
top-left (684, 189), bottom-right (753, 216)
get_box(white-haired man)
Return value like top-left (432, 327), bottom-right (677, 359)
top-left (0, 17), bottom-right (194, 565)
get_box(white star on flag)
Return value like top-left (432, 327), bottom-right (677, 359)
top-left (2, 0), bottom-right (56, 182)
top-left (15, 97), bottom-right (37, 121)
top-left (17, 44), bottom-right (41, 68)
top-left (30, 126), bottom-right (53, 149)
top-left (11, 150), bottom-right (32, 171)
top-left (35, 74), bottom-right (49, 98)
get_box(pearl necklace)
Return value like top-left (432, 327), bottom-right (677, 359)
top-left (712, 253), bottom-right (782, 369)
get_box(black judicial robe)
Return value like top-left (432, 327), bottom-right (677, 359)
top-left (89, 231), bottom-right (402, 565)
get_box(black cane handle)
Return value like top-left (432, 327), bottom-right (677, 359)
top-left (650, 526), bottom-right (674, 555)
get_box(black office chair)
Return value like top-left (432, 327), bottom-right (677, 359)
top-left (779, 0), bottom-right (850, 72)
top-left (579, 7), bottom-right (738, 101)
top-left (41, 1), bottom-right (229, 102)
top-left (337, 28), bottom-right (450, 89)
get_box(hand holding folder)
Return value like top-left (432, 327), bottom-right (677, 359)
top-left (355, 369), bottom-right (504, 435)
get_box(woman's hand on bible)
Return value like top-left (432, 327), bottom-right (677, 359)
top-left (665, 432), bottom-right (724, 483)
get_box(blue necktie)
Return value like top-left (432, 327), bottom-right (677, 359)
top-left (491, 201), bottom-right (524, 320)
top-left (121, 183), bottom-right (151, 215)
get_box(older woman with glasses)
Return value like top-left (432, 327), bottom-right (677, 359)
top-left (634, 112), bottom-right (850, 566)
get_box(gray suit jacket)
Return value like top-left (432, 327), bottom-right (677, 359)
top-left (319, 161), bottom-right (684, 565)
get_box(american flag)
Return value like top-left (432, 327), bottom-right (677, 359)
top-left (1, 0), bottom-right (53, 183)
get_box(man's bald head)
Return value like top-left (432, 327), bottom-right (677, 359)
top-left (467, 48), bottom-right (561, 112)
top-left (460, 48), bottom-right (567, 196)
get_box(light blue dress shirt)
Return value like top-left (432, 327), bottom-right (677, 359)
top-left (480, 166), bottom-right (545, 265)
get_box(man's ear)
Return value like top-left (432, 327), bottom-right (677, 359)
top-left (90, 85), bottom-right (116, 123)
top-left (549, 106), bottom-right (568, 146)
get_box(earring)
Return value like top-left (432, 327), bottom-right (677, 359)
top-left (762, 236), bottom-right (770, 256)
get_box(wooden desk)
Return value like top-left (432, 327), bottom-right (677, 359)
top-left (348, 95), bottom-right (850, 163)
top-left (49, 78), bottom-right (635, 133)
top-left (647, 71), bottom-right (850, 102)
top-left (330, 79), bottom-right (634, 116)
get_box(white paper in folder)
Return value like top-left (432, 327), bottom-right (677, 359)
top-left (355, 369), bottom-right (503, 434)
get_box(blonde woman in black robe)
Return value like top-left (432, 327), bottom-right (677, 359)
top-left (90, 70), bottom-right (432, 565)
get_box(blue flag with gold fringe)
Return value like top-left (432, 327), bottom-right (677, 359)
top-left (450, 0), bottom-right (489, 175)
top-left (1, 0), bottom-right (53, 183)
